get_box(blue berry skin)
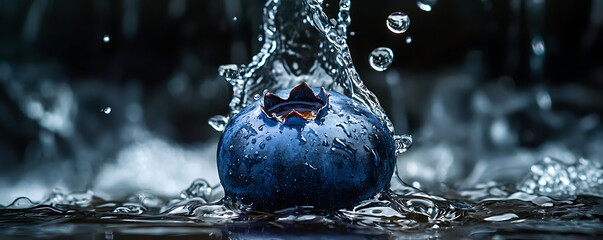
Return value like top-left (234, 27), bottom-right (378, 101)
top-left (217, 83), bottom-right (395, 211)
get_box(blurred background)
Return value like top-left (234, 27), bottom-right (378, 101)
top-left (1, 0), bottom-right (602, 204)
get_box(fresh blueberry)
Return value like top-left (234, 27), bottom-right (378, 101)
top-left (217, 82), bottom-right (396, 211)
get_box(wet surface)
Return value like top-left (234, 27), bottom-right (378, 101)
top-left (1, 185), bottom-right (602, 239)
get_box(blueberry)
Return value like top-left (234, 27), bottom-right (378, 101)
top-left (217, 82), bottom-right (395, 211)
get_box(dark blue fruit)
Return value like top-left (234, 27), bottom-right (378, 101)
top-left (217, 82), bottom-right (396, 211)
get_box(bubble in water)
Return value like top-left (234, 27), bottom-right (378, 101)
top-left (208, 115), bottom-right (229, 132)
top-left (417, 0), bottom-right (437, 12)
top-left (101, 107), bottom-right (112, 114)
top-left (531, 36), bottom-right (545, 56)
top-left (7, 197), bottom-right (35, 209)
top-left (405, 36), bottom-right (412, 44)
top-left (369, 47), bottom-right (394, 72)
top-left (103, 35), bottom-right (110, 43)
top-left (386, 12), bottom-right (410, 34)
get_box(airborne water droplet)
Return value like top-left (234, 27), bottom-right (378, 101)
top-left (103, 35), bottom-right (110, 43)
top-left (208, 115), bottom-right (229, 132)
top-left (531, 36), bottom-right (545, 56)
top-left (394, 134), bottom-right (413, 155)
top-left (369, 47), bottom-right (394, 71)
top-left (417, 0), bottom-right (437, 12)
top-left (405, 36), bottom-right (412, 44)
top-left (218, 64), bottom-right (241, 82)
top-left (101, 107), bottom-right (112, 114)
top-left (536, 88), bottom-right (552, 110)
top-left (386, 12), bottom-right (410, 34)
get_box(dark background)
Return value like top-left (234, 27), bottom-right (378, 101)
top-left (0, 0), bottom-right (602, 202)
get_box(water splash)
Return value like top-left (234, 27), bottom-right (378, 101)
top-left (180, 178), bottom-right (224, 203)
top-left (519, 157), bottom-right (603, 198)
top-left (3, 173), bottom-right (603, 238)
top-left (3, 1), bottom-right (603, 238)
top-left (212, 0), bottom-right (399, 142)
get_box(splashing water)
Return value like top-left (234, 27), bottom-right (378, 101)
top-left (211, 0), bottom-right (396, 137)
top-left (519, 157), bottom-right (603, 198)
top-left (3, 0), bottom-right (603, 239)
top-left (211, 0), bottom-right (410, 155)
top-left (195, 3), bottom-right (602, 237)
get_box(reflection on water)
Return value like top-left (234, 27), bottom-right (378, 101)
top-left (1, 0), bottom-right (603, 239)
top-left (2, 175), bottom-right (602, 238)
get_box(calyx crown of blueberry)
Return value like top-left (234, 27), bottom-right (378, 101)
top-left (261, 82), bottom-right (329, 124)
